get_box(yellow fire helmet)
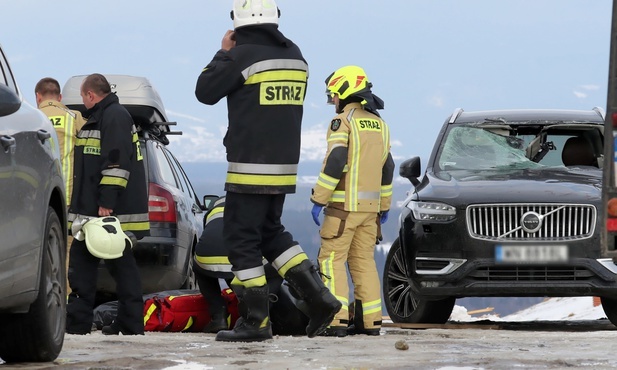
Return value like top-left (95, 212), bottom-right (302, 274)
top-left (81, 216), bottom-right (132, 260)
top-left (231, 0), bottom-right (280, 29)
top-left (325, 65), bottom-right (372, 102)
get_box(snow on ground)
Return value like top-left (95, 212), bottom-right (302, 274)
top-left (451, 296), bottom-right (607, 322)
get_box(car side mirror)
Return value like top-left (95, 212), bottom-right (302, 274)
top-left (202, 194), bottom-right (220, 211)
top-left (0, 84), bottom-right (21, 117)
top-left (399, 157), bottom-right (421, 186)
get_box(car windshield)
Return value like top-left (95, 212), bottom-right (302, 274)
top-left (436, 125), bottom-right (601, 171)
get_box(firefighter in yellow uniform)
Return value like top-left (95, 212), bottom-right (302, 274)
top-left (311, 66), bottom-right (395, 337)
top-left (35, 77), bottom-right (86, 295)
top-left (36, 77), bottom-right (86, 209)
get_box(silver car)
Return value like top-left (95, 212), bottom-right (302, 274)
top-left (0, 45), bottom-right (67, 362)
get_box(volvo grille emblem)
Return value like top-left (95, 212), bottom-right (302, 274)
top-left (521, 212), bottom-right (543, 233)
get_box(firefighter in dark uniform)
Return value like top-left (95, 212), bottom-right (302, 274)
top-left (195, 0), bottom-right (341, 342)
top-left (66, 73), bottom-right (150, 336)
top-left (194, 196), bottom-right (309, 335)
top-left (311, 66), bottom-right (395, 337)
top-left (193, 196), bottom-right (234, 333)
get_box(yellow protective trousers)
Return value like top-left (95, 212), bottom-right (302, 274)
top-left (317, 209), bottom-right (382, 329)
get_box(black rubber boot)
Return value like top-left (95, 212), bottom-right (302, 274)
top-left (203, 304), bottom-right (228, 334)
top-left (284, 260), bottom-right (343, 338)
top-left (215, 285), bottom-right (272, 342)
top-left (347, 299), bottom-right (380, 336)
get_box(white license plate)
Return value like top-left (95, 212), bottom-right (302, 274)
top-left (495, 245), bottom-right (568, 263)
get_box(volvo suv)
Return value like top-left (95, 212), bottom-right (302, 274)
top-left (0, 44), bottom-right (67, 362)
top-left (382, 108), bottom-right (617, 325)
top-left (62, 75), bottom-right (206, 299)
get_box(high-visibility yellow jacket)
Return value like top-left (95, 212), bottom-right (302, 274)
top-left (38, 99), bottom-right (86, 208)
top-left (311, 102), bottom-right (395, 213)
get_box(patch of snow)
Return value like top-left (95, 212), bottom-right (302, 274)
top-left (450, 297), bottom-right (607, 322)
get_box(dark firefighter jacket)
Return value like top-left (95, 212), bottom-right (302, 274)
top-left (193, 196), bottom-right (234, 280)
top-left (68, 93), bottom-right (150, 238)
top-left (195, 25), bottom-right (308, 194)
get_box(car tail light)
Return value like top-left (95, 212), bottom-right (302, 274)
top-left (148, 182), bottom-right (177, 223)
top-left (612, 112), bottom-right (617, 128)
top-left (608, 218), bottom-right (617, 232)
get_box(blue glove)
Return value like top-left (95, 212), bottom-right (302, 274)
top-left (311, 204), bottom-right (323, 226)
top-left (380, 211), bottom-right (389, 224)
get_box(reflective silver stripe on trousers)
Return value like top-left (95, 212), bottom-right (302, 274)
top-left (195, 262), bottom-right (233, 273)
top-left (241, 59), bottom-right (309, 80)
top-left (234, 265), bottom-right (266, 281)
top-left (271, 244), bottom-right (304, 271)
top-left (227, 162), bottom-right (298, 175)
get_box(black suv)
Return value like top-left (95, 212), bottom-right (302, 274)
top-left (0, 44), bottom-right (67, 362)
top-left (383, 108), bottom-right (617, 325)
top-left (62, 75), bottom-right (206, 299)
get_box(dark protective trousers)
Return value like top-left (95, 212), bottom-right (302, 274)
top-left (223, 192), bottom-right (297, 274)
top-left (66, 239), bottom-right (144, 334)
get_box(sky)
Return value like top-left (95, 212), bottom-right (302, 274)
top-left (1, 0), bottom-right (613, 175)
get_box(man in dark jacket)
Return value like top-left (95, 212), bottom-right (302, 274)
top-left (195, 0), bottom-right (341, 342)
top-left (66, 73), bottom-right (150, 336)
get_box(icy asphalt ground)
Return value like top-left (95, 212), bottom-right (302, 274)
top-left (2, 297), bottom-right (615, 370)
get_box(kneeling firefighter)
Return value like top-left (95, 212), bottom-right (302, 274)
top-left (194, 196), bottom-right (311, 336)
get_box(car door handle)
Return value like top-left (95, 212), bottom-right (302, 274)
top-left (37, 129), bottom-right (51, 143)
top-left (0, 135), bottom-right (15, 152)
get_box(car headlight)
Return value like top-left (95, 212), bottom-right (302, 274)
top-left (407, 201), bottom-right (456, 221)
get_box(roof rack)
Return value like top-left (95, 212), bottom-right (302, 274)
top-left (139, 121), bottom-right (183, 145)
top-left (62, 74), bottom-right (183, 146)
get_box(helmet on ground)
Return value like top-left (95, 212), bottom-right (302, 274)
top-left (324, 65), bottom-right (372, 102)
top-left (82, 217), bottom-right (132, 259)
top-left (231, 0), bottom-right (280, 29)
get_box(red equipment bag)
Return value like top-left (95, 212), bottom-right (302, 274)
top-left (143, 289), bottom-right (239, 332)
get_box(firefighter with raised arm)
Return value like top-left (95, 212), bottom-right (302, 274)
top-left (194, 0), bottom-right (341, 342)
top-left (311, 66), bottom-right (395, 337)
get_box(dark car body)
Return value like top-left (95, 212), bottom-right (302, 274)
top-left (62, 75), bottom-right (205, 298)
top-left (382, 108), bottom-right (617, 324)
top-left (0, 44), bottom-right (67, 362)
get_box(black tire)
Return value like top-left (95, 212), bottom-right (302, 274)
top-left (181, 250), bottom-right (197, 290)
top-left (600, 296), bottom-right (617, 327)
top-left (382, 238), bottom-right (455, 324)
top-left (0, 207), bottom-right (66, 362)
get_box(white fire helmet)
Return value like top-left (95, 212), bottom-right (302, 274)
top-left (81, 217), bottom-right (132, 260)
top-left (231, 0), bottom-right (280, 29)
